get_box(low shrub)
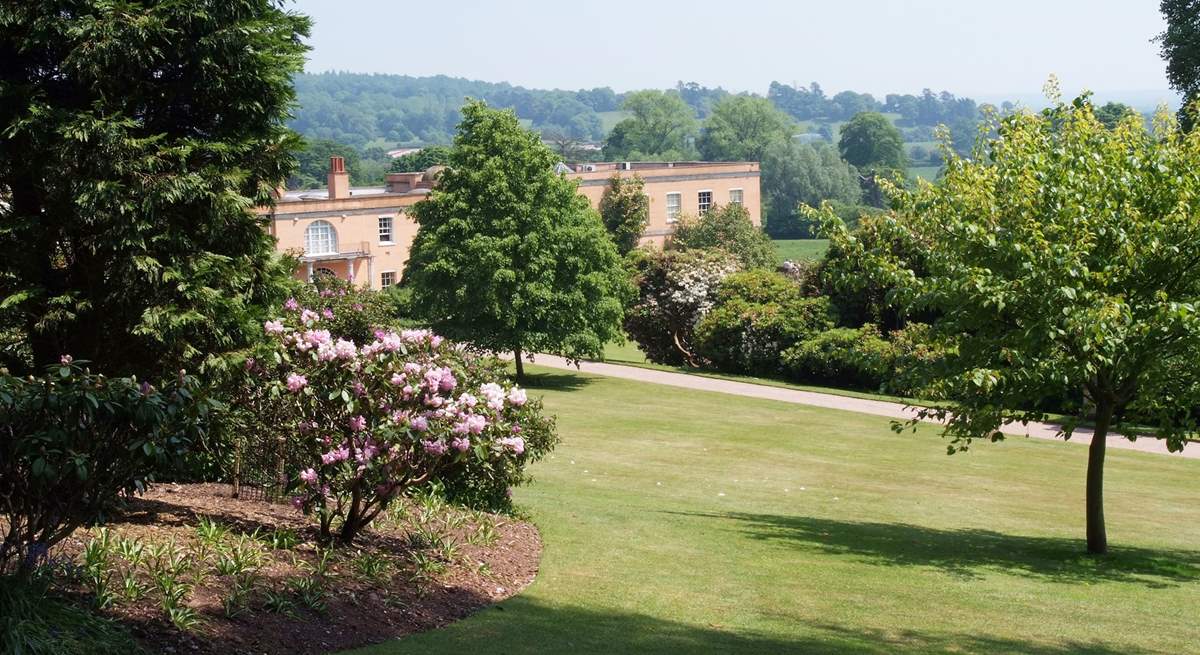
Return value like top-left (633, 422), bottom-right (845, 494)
top-left (669, 203), bottom-right (778, 269)
top-left (782, 326), bottom-right (897, 390)
top-left (234, 300), bottom-right (557, 543)
top-left (0, 361), bottom-right (207, 575)
top-left (885, 322), bottom-right (945, 397)
top-left (694, 270), bottom-right (833, 375)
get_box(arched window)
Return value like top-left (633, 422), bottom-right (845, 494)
top-left (304, 220), bottom-right (338, 255)
top-left (313, 267), bottom-right (337, 279)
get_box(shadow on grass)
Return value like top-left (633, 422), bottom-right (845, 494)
top-left (519, 370), bottom-right (593, 392)
top-left (675, 511), bottom-right (1200, 588)
top-left (350, 595), bottom-right (1154, 655)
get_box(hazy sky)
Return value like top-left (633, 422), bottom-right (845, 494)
top-left (290, 0), bottom-right (1173, 101)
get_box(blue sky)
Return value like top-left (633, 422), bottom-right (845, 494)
top-left (290, 0), bottom-right (1174, 103)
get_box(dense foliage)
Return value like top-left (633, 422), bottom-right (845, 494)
top-left (0, 0), bottom-right (308, 376)
top-left (598, 174), bottom-right (650, 255)
top-left (838, 112), bottom-right (907, 171)
top-left (291, 73), bottom-right (615, 147)
top-left (697, 96), bottom-right (795, 162)
top-left (695, 270), bottom-right (833, 375)
top-left (781, 326), bottom-right (895, 389)
top-left (0, 361), bottom-right (207, 574)
top-left (624, 249), bottom-right (741, 367)
top-left (389, 145), bottom-right (454, 173)
top-left (239, 305), bottom-right (555, 542)
top-left (403, 101), bottom-right (629, 377)
top-left (762, 141), bottom-right (862, 238)
top-left (669, 204), bottom-right (778, 269)
top-left (1158, 0), bottom-right (1200, 130)
top-left (816, 91), bottom-right (1200, 553)
top-left (603, 91), bottom-right (699, 160)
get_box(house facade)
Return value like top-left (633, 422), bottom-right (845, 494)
top-left (260, 158), bottom-right (760, 290)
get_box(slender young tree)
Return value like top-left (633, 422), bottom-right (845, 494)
top-left (598, 174), bottom-right (650, 255)
top-left (816, 92), bottom-right (1200, 554)
top-left (404, 101), bottom-right (629, 378)
top-left (0, 0), bottom-right (309, 376)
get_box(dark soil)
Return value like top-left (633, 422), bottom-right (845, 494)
top-left (48, 483), bottom-right (542, 654)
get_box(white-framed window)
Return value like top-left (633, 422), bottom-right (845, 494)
top-left (380, 271), bottom-right (396, 289)
top-left (666, 192), bottom-right (682, 223)
top-left (729, 188), bottom-right (744, 206)
top-left (304, 220), bottom-right (338, 256)
top-left (698, 190), bottom-right (713, 215)
top-left (378, 216), bottom-right (394, 243)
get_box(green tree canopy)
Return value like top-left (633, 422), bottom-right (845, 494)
top-left (697, 96), bottom-right (795, 162)
top-left (670, 204), bottom-right (777, 270)
top-left (403, 101), bottom-right (630, 378)
top-left (389, 145), bottom-right (453, 173)
top-left (0, 0), bottom-right (309, 376)
top-left (1092, 102), bottom-right (1139, 130)
top-left (816, 94), bottom-right (1200, 554)
top-left (598, 174), bottom-right (650, 255)
top-left (291, 138), bottom-right (361, 189)
top-left (603, 90), bottom-right (698, 160)
top-left (837, 112), bottom-right (907, 171)
top-left (1158, 0), bottom-right (1200, 130)
top-left (761, 140), bottom-right (861, 238)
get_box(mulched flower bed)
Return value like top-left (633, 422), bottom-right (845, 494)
top-left (46, 483), bottom-right (541, 654)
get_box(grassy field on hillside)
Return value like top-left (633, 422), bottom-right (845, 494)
top-left (353, 367), bottom-right (1200, 655)
top-left (597, 110), bottom-right (631, 133)
top-left (774, 238), bottom-right (829, 262)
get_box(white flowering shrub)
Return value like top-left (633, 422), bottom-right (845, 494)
top-left (624, 249), bottom-right (741, 366)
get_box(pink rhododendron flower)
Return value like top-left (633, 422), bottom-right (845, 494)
top-left (291, 496), bottom-right (305, 510)
top-left (498, 436), bottom-right (525, 455)
top-left (299, 468), bottom-right (318, 485)
top-left (321, 447), bottom-right (350, 465)
top-left (60, 354), bottom-right (74, 365)
top-left (322, 308), bottom-right (335, 320)
top-left (451, 437), bottom-right (470, 452)
top-left (410, 416), bottom-right (429, 432)
top-left (390, 372), bottom-right (405, 386)
top-left (507, 387), bottom-right (527, 406)
top-left (283, 297), bottom-right (299, 311)
top-left (349, 415), bottom-right (367, 432)
top-left (264, 319), bottom-right (285, 335)
top-left (286, 373), bottom-right (308, 392)
top-left (423, 439), bottom-right (447, 455)
top-left (334, 339), bottom-right (357, 359)
top-left (466, 414), bottom-right (487, 435)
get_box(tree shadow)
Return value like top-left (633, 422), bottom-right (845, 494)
top-left (349, 596), bottom-right (1158, 655)
top-left (671, 511), bottom-right (1200, 588)
top-left (519, 370), bottom-right (593, 392)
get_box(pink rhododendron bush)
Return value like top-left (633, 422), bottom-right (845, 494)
top-left (240, 296), bottom-right (556, 544)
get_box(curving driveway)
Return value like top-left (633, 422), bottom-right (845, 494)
top-left (526, 354), bottom-right (1199, 460)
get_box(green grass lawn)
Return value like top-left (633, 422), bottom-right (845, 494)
top-left (596, 110), bottom-right (631, 133)
top-left (774, 238), bottom-right (829, 262)
top-left (352, 366), bottom-right (1200, 655)
top-left (908, 165), bottom-right (943, 182)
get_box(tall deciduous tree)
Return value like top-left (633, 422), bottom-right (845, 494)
top-left (598, 174), bottom-right (650, 255)
top-left (404, 101), bottom-right (629, 378)
top-left (761, 140), bottom-right (861, 238)
top-left (697, 96), bottom-right (795, 162)
top-left (1158, 0), bottom-right (1200, 130)
top-left (837, 112), bottom-right (907, 171)
top-left (816, 93), bottom-right (1200, 554)
top-left (0, 0), bottom-right (309, 376)
top-left (603, 90), bottom-right (698, 160)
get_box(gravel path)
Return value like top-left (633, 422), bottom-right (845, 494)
top-left (527, 354), bottom-right (1199, 460)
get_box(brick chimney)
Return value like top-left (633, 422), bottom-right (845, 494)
top-left (327, 156), bottom-right (349, 200)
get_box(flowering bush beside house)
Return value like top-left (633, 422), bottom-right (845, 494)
top-left (236, 292), bottom-right (556, 543)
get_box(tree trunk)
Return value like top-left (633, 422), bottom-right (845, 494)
top-left (513, 346), bottom-right (525, 380)
top-left (1086, 400), bottom-right (1114, 555)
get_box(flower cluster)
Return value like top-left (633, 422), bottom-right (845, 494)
top-left (252, 302), bottom-right (536, 543)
